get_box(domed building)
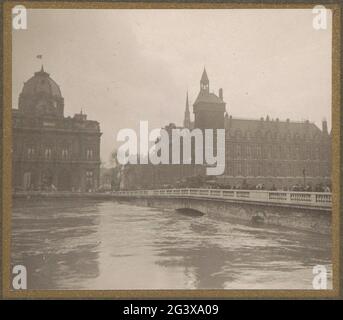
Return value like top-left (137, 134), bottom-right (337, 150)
top-left (18, 66), bottom-right (64, 118)
top-left (12, 66), bottom-right (102, 191)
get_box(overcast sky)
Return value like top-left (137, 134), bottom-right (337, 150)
top-left (12, 9), bottom-right (332, 165)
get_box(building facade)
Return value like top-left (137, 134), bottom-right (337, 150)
top-left (12, 66), bottom-right (102, 191)
top-left (222, 116), bottom-right (331, 188)
top-left (121, 68), bottom-right (331, 190)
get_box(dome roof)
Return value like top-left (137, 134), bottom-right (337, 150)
top-left (21, 66), bottom-right (62, 98)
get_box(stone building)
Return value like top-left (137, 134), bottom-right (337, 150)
top-left (193, 68), bottom-right (226, 131)
top-left (222, 115), bottom-right (331, 188)
top-left (120, 122), bottom-right (205, 190)
top-left (12, 66), bottom-right (101, 191)
top-left (121, 68), bottom-right (331, 190)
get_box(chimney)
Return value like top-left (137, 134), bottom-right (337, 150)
top-left (322, 119), bottom-right (328, 134)
top-left (219, 88), bottom-right (223, 100)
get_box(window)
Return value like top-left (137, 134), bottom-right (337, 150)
top-left (256, 164), bottom-right (262, 177)
top-left (246, 146), bottom-right (251, 159)
top-left (316, 147), bottom-right (320, 160)
top-left (86, 171), bottom-right (94, 191)
top-left (267, 146), bottom-right (272, 159)
top-left (236, 162), bottom-right (242, 176)
top-left (227, 162), bottom-right (234, 176)
top-left (86, 149), bottom-right (94, 160)
top-left (62, 149), bottom-right (69, 160)
top-left (256, 145), bottom-right (262, 158)
top-left (27, 147), bottom-right (35, 159)
top-left (236, 145), bottom-right (241, 158)
top-left (45, 148), bottom-right (52, 160)
top-left (247, 163), bottom-right (252, 176)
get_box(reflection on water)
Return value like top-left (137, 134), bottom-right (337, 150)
top-left (11, 199), bottom-right (332, 290)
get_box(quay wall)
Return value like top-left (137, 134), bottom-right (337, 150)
top-left (13, 191), bottom-right (331, 235)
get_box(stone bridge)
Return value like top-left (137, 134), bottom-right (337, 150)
top-left (13, 188), bottom-right (332, 234)
top-left (112, 188), bottom-right (332, 234)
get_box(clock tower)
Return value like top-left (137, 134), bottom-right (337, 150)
top-left (193, 68), bottom-right (226, 130)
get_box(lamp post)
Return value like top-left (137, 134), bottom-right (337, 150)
top-left (303, 168), bottom-right (306, 188)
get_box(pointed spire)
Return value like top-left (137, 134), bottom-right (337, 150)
top-left (201, 67), bottom-right (209, 83)
top-left (200, 67), bottom-right (209, 93)
top-left (184, 91), bottom-right (190, 129)
top-left (40, 64), bottom-right (44, 72)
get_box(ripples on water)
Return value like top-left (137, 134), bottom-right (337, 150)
top-left (11, 199), bottom-right (332, 290)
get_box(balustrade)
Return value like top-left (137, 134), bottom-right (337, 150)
top-left (113, 188), bottom-right (331, 207)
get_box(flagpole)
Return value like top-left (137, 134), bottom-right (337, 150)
top-left (36, 54), bottom-right (43, 70)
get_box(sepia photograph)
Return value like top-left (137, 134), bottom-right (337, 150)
top-left (2, 2), bottom-right (340, 298)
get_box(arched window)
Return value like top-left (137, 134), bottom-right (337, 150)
top-left (86, 148), bottom-right (94, 160)
top-left (62, 149), bottom-right (69, 160)
top-left (44, 148), bottom-right (52, 160)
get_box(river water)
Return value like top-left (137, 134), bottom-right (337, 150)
top-left (11, 199), bottom-right (332, 290)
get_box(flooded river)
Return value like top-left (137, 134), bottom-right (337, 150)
top-left (11, 199), bottom-right (332, 290)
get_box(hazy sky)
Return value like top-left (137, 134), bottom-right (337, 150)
top-left (12, 9), bottom-right (332, 165)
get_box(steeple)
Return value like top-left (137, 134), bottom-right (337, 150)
top-left (193, 67), bottom-right (226, 131)
top-left (183, 91), bottom-right (191, 129)
top-left (200, 67), bottom-right (209, 93)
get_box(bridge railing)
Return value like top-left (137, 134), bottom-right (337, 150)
top-left (113, 188), bottom-right (332, 208)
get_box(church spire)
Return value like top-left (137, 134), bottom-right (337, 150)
top-left (183, 91), bottom-right (191, 129)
